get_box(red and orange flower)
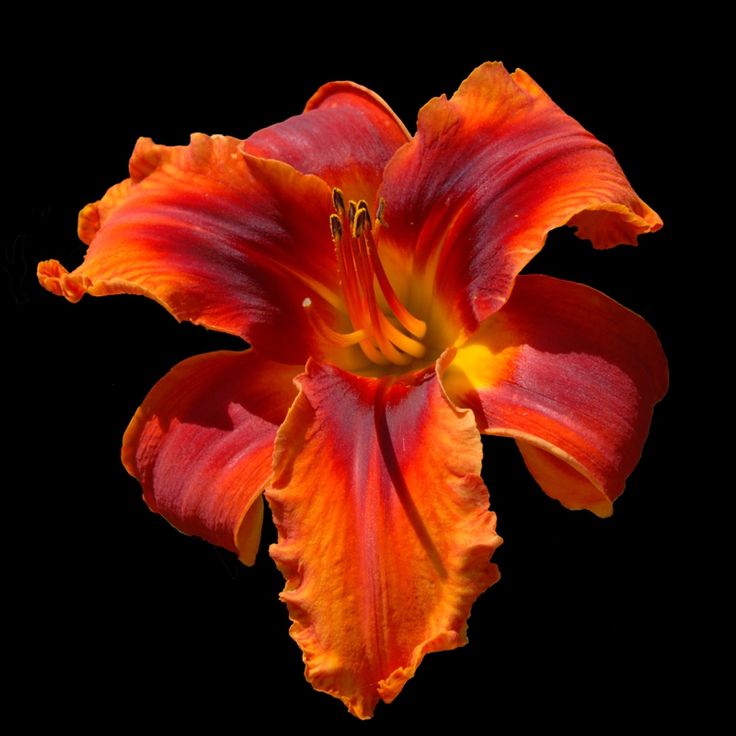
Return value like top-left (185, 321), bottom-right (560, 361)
top-left (38, 62), bottom-right (667, 718)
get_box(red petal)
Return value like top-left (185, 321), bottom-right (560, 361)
top-left (267, 361), bottom-right (501, 718)
top-left (442, 275), bottom-right (668, 515)
top-left (122, 350), bottom-right (300, 564)
top-left (243, 81), bottom-right (410, 204)
top-left (37, 134), bottom-right (338, 364)
top-left (379, 62), bottom-right (662, 332)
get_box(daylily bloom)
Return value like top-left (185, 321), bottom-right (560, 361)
top-left (38, 62), bottom-right (667, 718)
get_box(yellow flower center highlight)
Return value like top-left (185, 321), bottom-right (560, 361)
top-left (304, 188), bottom-right (428, 368)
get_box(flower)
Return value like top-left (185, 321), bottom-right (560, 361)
top-left (37, 62), bottom-right (667, 719)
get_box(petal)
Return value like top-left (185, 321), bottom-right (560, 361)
top-left (267, 361), bottom-right (501, 718)
top-left (38, 134), bottom-right (338, 364)
top-left (122, 349), bottom-right (300, 565)
top-left (242, 81), bottom-right (410, 204)
top-left (441, 275), bottom-right (668, 516)
top-left (379, 62), bottom-right (662, 332)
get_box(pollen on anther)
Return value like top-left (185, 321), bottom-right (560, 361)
top-left (359, 204), bottom-right (372, 231)
top-left (303, 297), bottom-right (312, 308)
top-left (353, 208), bottom-right (367, 238)
top-left (330, 214), bottom-right (343, 241)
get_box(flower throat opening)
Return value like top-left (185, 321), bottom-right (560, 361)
top-left (303, 188), bottom-right (427, 367)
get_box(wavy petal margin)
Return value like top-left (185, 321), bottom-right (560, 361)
top-left (267, 361), bottom-right (501, 718)
top-left (38, 134), bottom-right (337, 364)
top-left (442, 275), bottom-right (668, 516)
top-left (243, 81), bottom-right (410, 204)
top-left (379, 62), bottom-right (662, 332)
top-left (122, 350), bottom-right (300, 564)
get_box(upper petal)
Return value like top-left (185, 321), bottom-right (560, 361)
top-left (379, 62), bottom-right (662, 332)
top-left (38, 134), bottom-right (338, 364)
top-left (242, 81), bottom-right (410, 204)
top-left (122, 349), bottom-right (300, 565)
top-left (267, 361), bottom-right (501, 718)
top-left (442, 275), bottom-right (668, 516)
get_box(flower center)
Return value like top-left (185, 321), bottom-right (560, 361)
top-left (304, 188), bottom-right (427, 367)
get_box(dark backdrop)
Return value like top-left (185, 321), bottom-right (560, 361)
top-left (8, 25), bottom-right (690, 730)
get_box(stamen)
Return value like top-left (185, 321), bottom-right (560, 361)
top-left (330, 214), bottom-right (342, 242)
top-left (363, 225), bottom-right (427, 339)
top-left (357, 338), bottom-right (391, 365)
top-left (335, 212), bottom-right (369, 330)
top-left (379, 315), bottom-right (426, 358)
top-left (360, 205), bottom-right (373, 232)
top-left (353, 207), bottom-right (367, 239)
top-left (320, 192), bottom-right (428, 368)
top-left (352, 230), bottom-right (413, 366)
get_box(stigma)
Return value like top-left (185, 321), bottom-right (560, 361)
top-left (304, 189), bottom-right (427, 367)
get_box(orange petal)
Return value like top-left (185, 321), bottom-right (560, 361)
top-left (441, 275), bottom-right (668, 516)
top-left (37, 134), bottom-right (338, 364)
top-left (379, 62), bottom-right (662, 332)
top-left (122, 349), bottom-right (300, 564)
top-left (243, 81), bottom-right (410, 205)
top-left (267, 361), bottom-right (501, 718)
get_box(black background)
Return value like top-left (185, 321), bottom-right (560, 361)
top-left (8, 23), bottom-right (693, 730)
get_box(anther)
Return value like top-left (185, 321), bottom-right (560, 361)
top-left (319, 195), bottom-right (428, 367)
top-left (376, 198), bottom-right (387, 227)
top-left (353, 208), bottom-right (367, 238)
top-left (330, 214), bottom-right (343, 242)
top-left (357, 201), bottom-right (372, 231)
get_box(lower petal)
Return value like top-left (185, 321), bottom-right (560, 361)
top-left (267, 361), bottom-right (501, 719)
top-left (122, 350), bottom-right (300, 564)
top-left (441, 275), bottom-right (668, 516)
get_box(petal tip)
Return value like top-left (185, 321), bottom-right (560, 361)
top-left (568, 200), bottom-right (664, 250)
top-left (235, 494), bottom-right (264, 567)
top-left (37, 259), bottom-right (88, 302)
top-left (590, 500), bottom-right (614, 519)
top-left (304, 80), bottom-right (411, 142)
top-left (77, 202), bottom-right (101, 244)
top-left (128, 136), bottom-right (163, 181)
